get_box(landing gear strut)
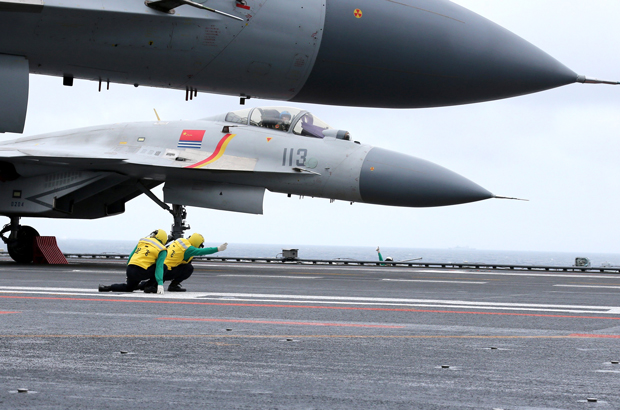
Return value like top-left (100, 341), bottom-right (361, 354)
top-left (136, 183), bottom-right (191, 241)
top-left (170, 204), bottom-right (190, 241)
top-left (0, 216), bottom-right (40, 264)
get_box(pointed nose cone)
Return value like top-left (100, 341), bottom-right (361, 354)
top-left (359, 148), bottom-right (492, 207)
top-left (445, 4), bottom-right (578, 102)
top-left (294, 0), bottom-right (577, 108)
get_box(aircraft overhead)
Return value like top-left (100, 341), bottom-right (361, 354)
top-left (0, 0), bottom-right (617, 133)
top-left (0, 106), bottom-right (495, 263)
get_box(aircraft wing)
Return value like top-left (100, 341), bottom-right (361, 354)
top-left (0, 132), bottom-right (272, 216)
top-left (0, 149), bottom-right (28, 158)
top-left (0, 153), bottom-right (267, 217)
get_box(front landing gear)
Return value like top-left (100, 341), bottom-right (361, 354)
top-left (136, 183), bottom-right (190, 241)
top-left (0, 217), bottom-right (40, 264)
top-left (170, 204), bottom-right (190, 241)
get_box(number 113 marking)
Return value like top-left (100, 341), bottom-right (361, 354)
top-left (282, 148), bottom-right (308, 166)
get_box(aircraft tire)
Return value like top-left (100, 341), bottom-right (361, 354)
top-left (7, 226), bottom-right (39, 264)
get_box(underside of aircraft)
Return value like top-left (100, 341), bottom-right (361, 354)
top-left (0, 0), bottom-right (616, 134)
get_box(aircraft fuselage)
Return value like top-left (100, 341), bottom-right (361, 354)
top-left (0, 0), bottom-right (580, 132)
top-left (0, 107), bottom-right (492, 220)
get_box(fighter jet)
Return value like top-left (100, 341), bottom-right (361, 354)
top-left (0, 106), bottom-right (495, 263)
top-left (0, 0), bottom-right (617, 133)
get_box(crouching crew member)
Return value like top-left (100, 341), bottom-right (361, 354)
top-left (156, 233), bottom-right (227, 292)
top-left (98, 229), bottom-right (168, 294)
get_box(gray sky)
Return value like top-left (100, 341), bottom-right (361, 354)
top-left (6, 0), bottom-right (620, 252)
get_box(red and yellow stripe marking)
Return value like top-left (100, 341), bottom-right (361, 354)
top-left (185, 133), bottom-right (236, 169)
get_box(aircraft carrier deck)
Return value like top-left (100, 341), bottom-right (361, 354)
top-left (1, 256), bottom-right (619, 409)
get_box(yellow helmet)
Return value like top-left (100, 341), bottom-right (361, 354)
top-left (188, 233), bottom-right (204, 248)
top-left (150, 229), bottom-right (168, 245)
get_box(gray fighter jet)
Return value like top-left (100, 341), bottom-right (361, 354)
top-left (0, 106), bottom-right (494, 263)
top-left (0, 0), bottom-right (617, 133)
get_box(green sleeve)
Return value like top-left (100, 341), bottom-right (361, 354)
top-left (377, 252), bottom-right (383, 262)
top-left (127, 245), bottom-right (138, 265)
top-left (184, 246), bottom-right (219, 260)
top-left (154, 250), bottom-right (167, 286)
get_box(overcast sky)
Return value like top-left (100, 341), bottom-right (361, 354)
top-left (5, 0), bottom-right (620, 253)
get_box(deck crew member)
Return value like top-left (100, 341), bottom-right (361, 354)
top-left (144, 233), bottom-right (227, 292)
top-left (376, 246), bottom-right (393, 266)
top-left (98, 229), bottom-right (168, 294)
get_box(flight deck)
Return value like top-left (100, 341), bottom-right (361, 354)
top-left (1, 257), bottom-right (619, 409)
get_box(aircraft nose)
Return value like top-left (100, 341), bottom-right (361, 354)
top-left (294, 0), bottom-right (577, 108)
top-left (359, 148), bottom-right (493, 207)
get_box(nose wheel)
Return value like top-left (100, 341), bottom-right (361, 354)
top-left (0, 217), bottom-right (40, 264)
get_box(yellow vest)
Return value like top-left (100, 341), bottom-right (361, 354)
top-left (129, 238), bottom-right (166, 269)
top-left (165, 238), bottom-right (194, 269)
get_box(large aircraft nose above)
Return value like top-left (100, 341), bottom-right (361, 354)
top-left (294, 0), bottom-right (577, 108)
top-left (359, 148), bottom-right (493, 207)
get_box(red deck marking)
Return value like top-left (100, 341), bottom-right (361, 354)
top-left (0, 311), bottom-right (19, 314)
top-left (569, 333), bottom-right (620, 339)
top-left (236, 4), bottom-right (250, 10)
top-left (1, 295), bottom-right (620, 321)
top-left (158, 317), bottom-right (404, 328)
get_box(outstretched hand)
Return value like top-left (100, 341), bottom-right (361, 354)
top-left (157, 285), bottom-right (164, 295)
top-left (218, 243), bottom-right (228, 252)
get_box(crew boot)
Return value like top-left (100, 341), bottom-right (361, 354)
top-left (98, 284), bottom-right (111, 292)
top-left (168, 281), bottom-right (186, 292)
top-left (143, 285), bottom-right (157, 294)
top-left (137, 279), bottom-right (155, 291)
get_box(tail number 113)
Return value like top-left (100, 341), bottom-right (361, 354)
top-left (282, 148), bottom-right (308, 167)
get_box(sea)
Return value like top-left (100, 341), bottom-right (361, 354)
top-left (54, 239), bottom-right (620, 268)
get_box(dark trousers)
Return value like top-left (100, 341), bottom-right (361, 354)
top-left (109, 264), bottom-right (156, 292)
top-left (139, 263), bottom-right (194, 289)
top-left (164, 263), bottom-right (194, 284)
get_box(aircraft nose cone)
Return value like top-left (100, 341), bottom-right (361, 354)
top-left (294, 0), bottom-right (577, 108)
top-left (359, 148), bottom-right (493, 207)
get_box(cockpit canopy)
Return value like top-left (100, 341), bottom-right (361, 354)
top-left (225, 107), bottom-right (349, 140)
